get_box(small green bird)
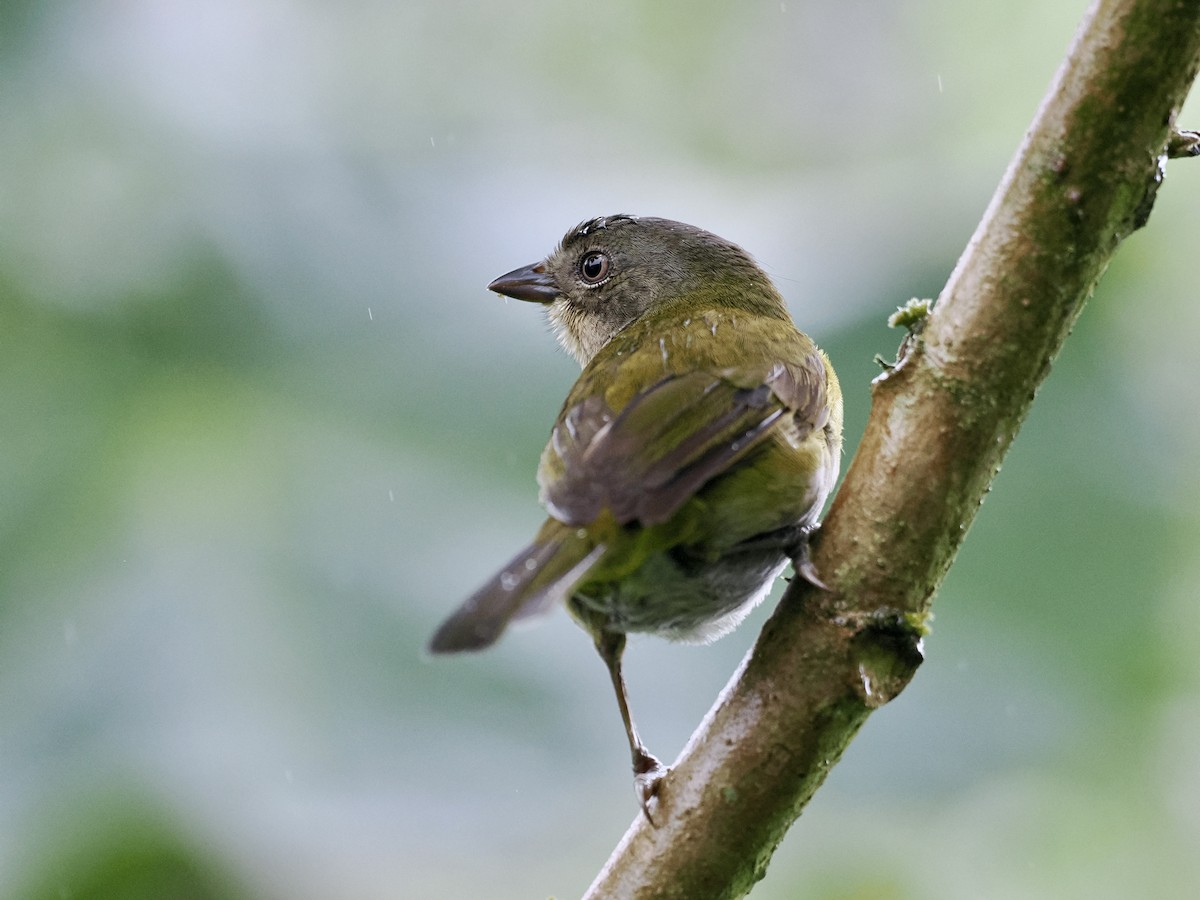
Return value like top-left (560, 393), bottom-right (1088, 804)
top-left (429, 215), bottom-right (843, 817)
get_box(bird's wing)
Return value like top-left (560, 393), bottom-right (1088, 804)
top-left (542, 354), bottom-right (829, 528)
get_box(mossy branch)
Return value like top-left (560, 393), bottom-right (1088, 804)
top-left (584, 0), bottom-right (1200, 897)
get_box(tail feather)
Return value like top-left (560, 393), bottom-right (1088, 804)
top-left (428, 531), bottom-right (604, 653)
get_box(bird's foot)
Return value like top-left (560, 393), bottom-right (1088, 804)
top-left (737, 522), bottom-right (830, 590)
top-left (790, 530), bottom-right (829, 590)
top-left (632, 750), bottom-right (668, 826)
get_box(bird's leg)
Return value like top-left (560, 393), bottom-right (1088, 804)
top-left (593, 629), bottom-right (666, 824)
top-left (732, 522), bottom-right (829, 589)
top-left (789, 526), bottom-right (828, 591)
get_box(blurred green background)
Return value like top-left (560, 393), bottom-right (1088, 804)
top-left (2, 1), bottom-right (1198, 898)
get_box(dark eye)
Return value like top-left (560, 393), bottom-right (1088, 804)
top-left (579, 251), bottom-right (610, 284)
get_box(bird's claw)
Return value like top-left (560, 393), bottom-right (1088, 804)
top-left (790, 525), bottom-right (829, 590)
top-left (633, 751), bottom-right (667, 826)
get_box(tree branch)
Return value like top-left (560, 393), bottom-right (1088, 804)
top-left (584, 0), bottom-right (1200, 897)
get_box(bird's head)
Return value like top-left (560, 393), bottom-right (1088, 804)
top-left (488, 215), bottom-right (788, 366)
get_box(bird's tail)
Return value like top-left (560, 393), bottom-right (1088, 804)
top-left (428, 522), bottom-right (604, 653)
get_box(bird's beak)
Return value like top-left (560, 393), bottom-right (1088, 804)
top-left (488, 262), bottom-right (559, 304)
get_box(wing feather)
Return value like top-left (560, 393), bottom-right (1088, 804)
top-left (542, 354), bottom-right (827, 529)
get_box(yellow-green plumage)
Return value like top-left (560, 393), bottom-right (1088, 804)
top-left (428, 215), bottom-right (842, 817)
top-left (544, 308), bottom-right (840, 642)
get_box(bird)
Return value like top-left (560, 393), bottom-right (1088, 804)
top-left (428, 214), bottom-right (843, 820)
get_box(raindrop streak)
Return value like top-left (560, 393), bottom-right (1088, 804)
top-left (368, 307), bottom-right (374, 321)
top-left (388, 489), bottom-right (395, 502)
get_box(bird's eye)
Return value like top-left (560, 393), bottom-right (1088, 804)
top-left (579, 251), bottom-right (610, 284)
